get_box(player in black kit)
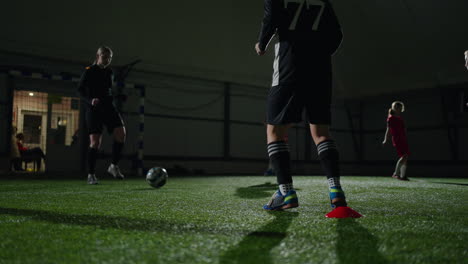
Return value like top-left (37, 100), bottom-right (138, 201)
top-left (256, 0), bottom-right (360, 217)
top-left (78, 46), bottom-right (126, 184)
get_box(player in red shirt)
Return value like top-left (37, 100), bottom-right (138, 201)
top-left (382, 101), bottom-right (410, 181)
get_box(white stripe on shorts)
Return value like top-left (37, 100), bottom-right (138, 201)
top-left (272, 42), bottom-right (280, 87)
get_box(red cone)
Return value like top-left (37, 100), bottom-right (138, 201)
top-left (325, 206), bottom-right (363, 218)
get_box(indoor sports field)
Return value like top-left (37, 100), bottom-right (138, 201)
top-left (0, 176), bottom-right (466, 264)
top-left (1, 1), bottom-right (468, 264)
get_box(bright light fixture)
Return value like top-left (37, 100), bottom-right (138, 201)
top-left (28, 92), bottom-right (34, 96)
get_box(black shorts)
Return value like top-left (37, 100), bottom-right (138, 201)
top-left (266, 60), bottom-right (332, 125)
top-left (86, 104), bottom-right (124, 134)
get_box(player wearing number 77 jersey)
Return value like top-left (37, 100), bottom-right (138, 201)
top-left (255, 0), bottom-right (361, 218)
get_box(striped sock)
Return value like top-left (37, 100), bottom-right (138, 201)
top-left (400, 164), bottom-right (407, 179)
top-left (317, 140), bottom-right (347, 206)
top-left (267, 141), bottom-right (292, 195)
top-left (328, 177), bottom-right (345, 200)
top-left (279, 183), bottom-right (294, 196)
top-left (394, 157), bottom-right (404, 176)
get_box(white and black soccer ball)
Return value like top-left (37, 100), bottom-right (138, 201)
top-left (146, 167), bottom-right (168, 188)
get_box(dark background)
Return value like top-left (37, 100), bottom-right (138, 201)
top-left (1, 0), bottom-right (467, 96)
top-left (1, 0), bottom-right (468, 176)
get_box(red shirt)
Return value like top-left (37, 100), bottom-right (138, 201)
top-left (17, 142), bottom-right (28, 152)
top-left (387, 115), bottom-right (407, 145)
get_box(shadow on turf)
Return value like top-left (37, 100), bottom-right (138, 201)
top-left (429, 182), bottom-right (468, 187)
top-left (235, 182), bottom-right (301, 199)
top-left (219, 211), bottom-right (299, 264)
top-left (131, 188), bottom-right (162, 191)
top-left (0, 207), bottom-right (249, 235)
top-left (336, 218), bottom-right (388, 264)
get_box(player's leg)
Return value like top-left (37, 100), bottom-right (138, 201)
top-left (263, 81), bottom-right (302, 210)
top-left (264, 124), bottom-right (299, 210)
top-left (310, 124), bottom-right (347, 208)
top-left (106, 109), bottom-right (126, 179)
top-left (268, 124), bottom-right (294, 195)
top-left (86, 109), bottom-right (103, 184)
top-left (112, 126), bottom-right (126, 164)
top-left (263, 121), bottom-right (275, 176)
top-left (88, 133), bottom-right (102, 184)
top-left (304, 56), bottom-right (346, 208)
top-left (393, 156), bottom-right (404, 179)
top-left (395, 142), bottom-right (410, 180)
top-left (399, 154), bottom-right (409, 181)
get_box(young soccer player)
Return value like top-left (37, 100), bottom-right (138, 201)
top-left (382, 101), bottom-right (410, 181)
top-left (255, 0), bottom-right (360, 217)
top-left (78, 46), bottom-right (126, 184)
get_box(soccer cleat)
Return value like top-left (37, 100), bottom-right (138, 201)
top-left (392, 175), bottom-right (400, 179)
top-left (329, 187), bottom-right (346, 203)
top-left (263, 190), bottom-right (299, 210)
top-left (87, 174), bottom-right (98, 185)
top-left (399, 177), bottom-right (410, 181)
top-left (107, 164), bottom-right (124, 179)
top-left (325, 206), bottom-right (363, 218)
top-left (329, 187), bottom-right (348, 209)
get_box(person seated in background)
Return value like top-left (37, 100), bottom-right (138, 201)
top-left (15, 133), bottom-right (46, 171)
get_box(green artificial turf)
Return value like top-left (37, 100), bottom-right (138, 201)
top-left (0, 176), bottom-right (466, 264)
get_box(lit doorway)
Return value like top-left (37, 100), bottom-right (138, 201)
top-left (12, 90), bottom-right (81, 171)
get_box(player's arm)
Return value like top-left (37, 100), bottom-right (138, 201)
top-left (382, 125), bottom-right (390, 145)
top-left (256, 0), bottom-right (277, 55)
top-left (109, 69), bottom-right (116, 97)
top-left (78, 68), bottom-right (99, 106)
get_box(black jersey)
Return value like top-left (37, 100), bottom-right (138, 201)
top-left (258, 0), bottom-right (342, 86)
top-left (78, 64), bottom-right (114, 107)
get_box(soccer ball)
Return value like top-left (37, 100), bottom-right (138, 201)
top-left (146, 167), bottom-right (168, 188)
